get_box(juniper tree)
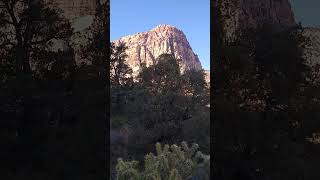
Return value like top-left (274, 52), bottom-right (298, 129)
top-left (110, 42), bottom-right (133, 115)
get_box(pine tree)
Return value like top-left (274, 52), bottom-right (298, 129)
top-left (110, 42), bottom-right (133, 87)
top-left (110, 42), bottom-right (133, 115)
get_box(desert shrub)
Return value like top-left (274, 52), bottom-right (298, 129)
top-left (182, 106), bottom-right (210, 154)
top-left (115, 141), bottom-right (210, 180)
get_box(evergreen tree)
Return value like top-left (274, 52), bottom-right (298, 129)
top-left (110, 53), bottom-right (210, 177)
top-left (110, 42), bottom-right (133, 115)
top-left (212, 22), bottom-right (311, 179)
top-left (182, 69), bottom-right (209, 111)
top-left (110, 42), bottom-right (133, 87)
top-left (0, 0), bottom-right (72, 75)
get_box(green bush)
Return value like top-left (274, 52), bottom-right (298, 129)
top-left (115, 141), bottom-right (210, 180)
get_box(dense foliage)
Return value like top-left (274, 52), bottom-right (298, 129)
top-left (115, 142), bottom-right (210, 180)
top-left (109, 44), bottom-right (210, 179)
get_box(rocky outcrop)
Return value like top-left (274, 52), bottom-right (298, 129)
top-left (219, 0), bottom-right (296, 41)
top-left (112, 25), bottom-right (202, 77)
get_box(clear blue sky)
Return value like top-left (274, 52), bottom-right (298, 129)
top-left (110, 0), bottom-right (210, 70)
top-left (290, 0), bottom-right (320, 27)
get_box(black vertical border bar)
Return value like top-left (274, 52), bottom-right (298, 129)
top-left (105, 0), bottom-right (111, 179)
top-left (210, 0), bottom-right (219, 179)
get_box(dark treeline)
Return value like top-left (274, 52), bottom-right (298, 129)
top-left (213, 4), bottom-right (320, 179)
top-left (0, 0), bottom-right (108, 179)
top-left (110, 42), bottom-right (211, 179)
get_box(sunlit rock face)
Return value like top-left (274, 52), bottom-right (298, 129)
top-left (204, 70), bottom-right (210, 85)
top-left (112, 25), bottom-right (203, 77)
top-left (219, 0), bottom-right (296, 41)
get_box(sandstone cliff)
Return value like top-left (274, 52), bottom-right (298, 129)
top-left (112, 25), bottom-right (202, 77)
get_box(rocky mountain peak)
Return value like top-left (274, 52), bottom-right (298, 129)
top-left (151, 24), bottom-right (182, 32)
top-left (113, 25), bottom-right (202, 77)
